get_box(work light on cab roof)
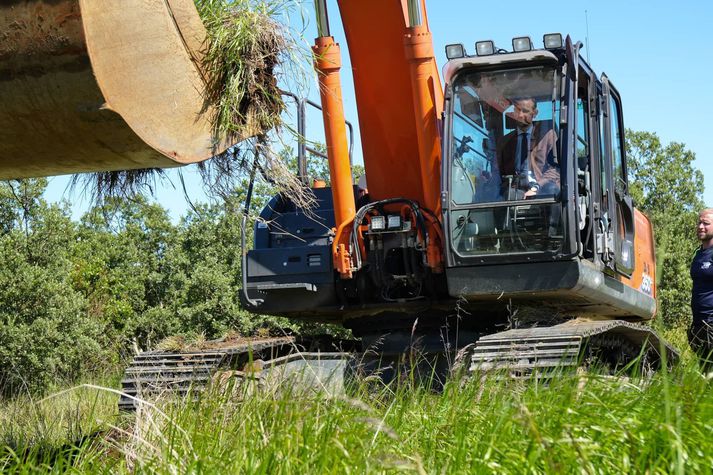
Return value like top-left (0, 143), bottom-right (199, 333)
top-left (445, 43), bottom-right (466, 60)
top-left (543, 33), bottom-right (564, 49)
top-left (512, 36), bottom-right (533, 52)
top-left (475, 40), bottom-right (495, 56)
top-left (463, 33), bottom-right (564, 58)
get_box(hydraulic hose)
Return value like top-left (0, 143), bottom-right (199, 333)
top-left (240, 143), bottom-right (264, 308)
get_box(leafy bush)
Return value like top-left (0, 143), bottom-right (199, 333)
top-left (0, 181), bottom-right (113, 396)
top-left (0, 128), bottom-right (703, 396)
top-left (626, 131), bottom-right (704, 328)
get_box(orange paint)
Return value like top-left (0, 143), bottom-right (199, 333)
top-left (404, 23), bottom-right (441, 215)
top-left (312, 37), bottom-right (356, 229)
top-left (336, 0), bottom-right (444, 214)
top-left (404, 18), bottom-right (443, 270)
top-left (620, 209), bottom-right (657, 318)
top-left (332, 218), bottom-right (354, 278)
top-left (313, 36), bottom-right (357, 277)
top-left (336, 0), bottom-right (444, 270)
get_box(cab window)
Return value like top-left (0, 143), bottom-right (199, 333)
top-left (609, 95), bottom-right (626, 193)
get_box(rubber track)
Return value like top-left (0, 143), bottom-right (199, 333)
top-left (467, 320), bottom-right (678, 377)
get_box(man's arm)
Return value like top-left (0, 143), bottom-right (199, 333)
top-left (529, 129), bottom-right (560, 187)
top-left (524, 170), bottom-right (539, 197)
top-left (541, 130), bottom-right (560, 185)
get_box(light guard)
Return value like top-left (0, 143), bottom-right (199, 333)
top-left (475, 40), bottom-right (495, 56)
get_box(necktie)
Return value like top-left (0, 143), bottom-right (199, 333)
top-left (518, 132), bottom-right (528, 172)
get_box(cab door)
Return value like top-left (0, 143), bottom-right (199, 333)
top-left (600, 74), bottom-right (635, 276)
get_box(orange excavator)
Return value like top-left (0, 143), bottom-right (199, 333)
top-left (240, 0), bottom-right (676, 378)
top-left (3, 0), bottom-right (670, 407)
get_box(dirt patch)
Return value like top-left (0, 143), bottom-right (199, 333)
top-left (155, 334), bottom-right (295, 352)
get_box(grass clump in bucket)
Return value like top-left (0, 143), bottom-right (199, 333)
top-left (196, 0), bottom-right (289, 145)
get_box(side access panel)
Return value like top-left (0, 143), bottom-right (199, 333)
top-left (446, 259), bottom-right (656, 320)
top-left (245, 244), bottom-right (337, 314)
top-left (244, 187), bottom-right (353, 317)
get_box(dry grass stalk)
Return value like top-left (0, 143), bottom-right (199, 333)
top-left (198, 135), bottom-right (317, 213)
top-left (196, 0), bottom-right (287, 143)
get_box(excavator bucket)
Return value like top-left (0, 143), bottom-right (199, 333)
top-left (0, 0), bottom-right (253, 180)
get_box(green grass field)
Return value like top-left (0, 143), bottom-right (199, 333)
top-left (1, 330), bottom-right (712, 474)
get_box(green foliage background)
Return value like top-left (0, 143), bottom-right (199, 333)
top-left (0, 133), bottom-right (704, 396)
top-left (626, 130), bottom-right (705, 328)
top-left (0, 149), bottom-right (352, 396)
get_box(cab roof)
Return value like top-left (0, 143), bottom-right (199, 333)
top-left (442, 49), bottom-right (559, 85)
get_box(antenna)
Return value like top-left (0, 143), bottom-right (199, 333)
top-left (584, 9), bottom-right (591, 64)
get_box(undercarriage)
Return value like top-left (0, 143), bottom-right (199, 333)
top-left (119, 316), bottom-right (678, 411)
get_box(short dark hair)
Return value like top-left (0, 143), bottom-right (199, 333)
top-left (513, 98), bottom-right (537, 110)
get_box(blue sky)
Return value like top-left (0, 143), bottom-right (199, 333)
top-left (44, 0), bottom-right (712, 219)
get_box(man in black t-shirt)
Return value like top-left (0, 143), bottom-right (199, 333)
top-left (689, 208), bottom-right (713, 373)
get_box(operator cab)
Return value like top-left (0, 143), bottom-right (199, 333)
top-left (447, 60), bottom-right (563, 256)
top-left (441, 35), bottom-right (654, 320)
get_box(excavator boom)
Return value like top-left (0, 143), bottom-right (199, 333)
top-left (336, 0), bottom-right (443, 212)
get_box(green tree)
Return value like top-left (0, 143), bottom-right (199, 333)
top-left (279, 145), bottom-right (365, 187)
top-left (0, 179), bottom-right (111, 395)
top-left (168, 200), bottom-right (248, 337)
top-left (74, 195), bottom-right (179, 350)
top-left (626, 130), bottom-right (705, 328)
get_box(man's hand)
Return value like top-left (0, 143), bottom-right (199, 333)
top-left (524, 188), bottom-right (537, 198)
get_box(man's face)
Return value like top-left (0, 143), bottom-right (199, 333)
top-left (512, 99), bottom-right (538, 128)
top-left (697, 213), bottom-right (713, 242)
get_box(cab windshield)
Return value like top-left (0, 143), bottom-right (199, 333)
top-left (449, 66), bottom-right (564, 256)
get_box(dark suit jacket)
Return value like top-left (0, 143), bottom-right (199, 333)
top-left (496, 122), bottom-right (559, 189)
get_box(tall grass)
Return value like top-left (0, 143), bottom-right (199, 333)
top-left (0, 383), bottom-right (121, 473)
top-left (192, 0), bottom-right (317, 211)
top-left (3, 350), bottom-right (713, 473)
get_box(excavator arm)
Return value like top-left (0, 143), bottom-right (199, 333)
top-left (314, 0), bottom-right (446, 277)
